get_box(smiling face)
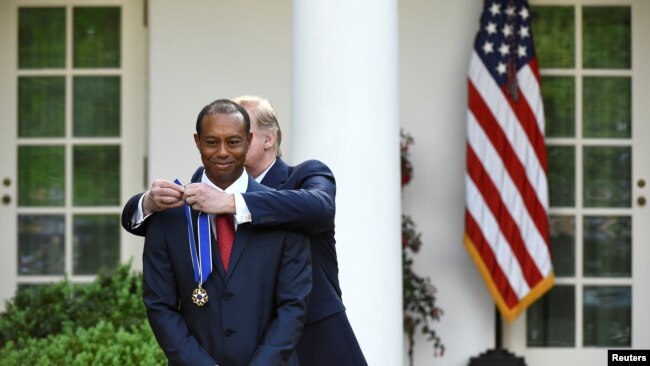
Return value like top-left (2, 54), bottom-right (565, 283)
top-left (193, 112), bottom-right (252, 189)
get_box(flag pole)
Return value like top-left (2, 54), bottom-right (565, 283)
top-left (467, 0), bottom-right (551, 363)
top-left (495, 306), bottom-right (502, 349)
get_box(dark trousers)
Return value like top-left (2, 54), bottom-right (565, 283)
top-left (297, 311), bottom-right (368, 366)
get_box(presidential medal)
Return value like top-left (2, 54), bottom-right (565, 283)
top-left (177, 178), bottom-right (214, 308)
top-left (192, 286), bottom-right (208, 306)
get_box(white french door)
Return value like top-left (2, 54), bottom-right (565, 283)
top-left (0, 0), bottom-right (146, 308)
top-left (503, 1), bottom-right (650, 365)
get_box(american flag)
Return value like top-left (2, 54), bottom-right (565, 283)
top-left (464, 0), bottom-right (554, 322)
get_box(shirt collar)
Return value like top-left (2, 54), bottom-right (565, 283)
top-left (254, 158), bottom-right (276, 183)
top-left (201, 170), bottom-right (249, 193)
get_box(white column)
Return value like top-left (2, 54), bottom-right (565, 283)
top-left (292, 1), bottom-right (402, 364)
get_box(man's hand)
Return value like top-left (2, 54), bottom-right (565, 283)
top-left (142, 179), bottom-right (185, 215)
top-left (183, 183), bottom-right (236, 214)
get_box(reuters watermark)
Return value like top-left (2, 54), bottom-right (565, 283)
top-left (609, 350), bottom-right (649, 365)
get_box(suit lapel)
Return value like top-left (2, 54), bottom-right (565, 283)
top-left (223, 225), bottom-right (253, 282)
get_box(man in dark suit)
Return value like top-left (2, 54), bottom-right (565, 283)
top-left (140, 99), bottom-right (311, 366)
top-left (123, 96), bottom-right (367, 366)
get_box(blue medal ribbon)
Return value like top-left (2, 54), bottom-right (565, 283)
top-left (175, 179), bottom-right (212, 287)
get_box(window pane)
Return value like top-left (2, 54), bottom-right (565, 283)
top-left (531, 6), bottom-right (574, 68)
top-left (583, 146), bottom-right (631, 208)
top-left (18, 215), bottom-right (65, 275)
top-left (550, 215), bottom-right (574, 277)
top-left (18, 146), bottom-right (65, 207)
top-left (73, 145), bottom-right (120, 206)
top-left (527, 285), bottom-right (575, 347)
top-left (583, 77), bottom-right (631, 138)
top-left (18, 77), bottom-right (65, 137)
top-left (547, 146), bottom-right (575, 207)
top-left (73, 76), bottom-right (120, 137)
top-left (18, 7), bottom-right (65, 68)
top-left (73, 7), bottom-right (121, 68)
top-left (582, 7), bottom-right (630, 69)
top-left (583, 286), bottom-right (631, 347)
top-left (542, 76), bottom-right (575, 138)
top-left (73, 214), bottom-right (120, 275)
top-left (583, 216), bottom-right (631, 278)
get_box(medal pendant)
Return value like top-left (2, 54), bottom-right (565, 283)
top-left (192, 286), bottom-right (208, 306)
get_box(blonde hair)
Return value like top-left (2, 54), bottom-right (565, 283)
top-left (233, 96), bottom-right (283, 157)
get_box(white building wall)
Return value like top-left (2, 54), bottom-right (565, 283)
top-left (148, 0), bottom-right (494, 365)
top-left (148, 0), bottom-right (293, 182)
top-left (399, 1), bottom-right (494, 366)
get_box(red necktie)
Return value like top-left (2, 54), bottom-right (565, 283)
top-left (215, 214), bottom-right (235, 271)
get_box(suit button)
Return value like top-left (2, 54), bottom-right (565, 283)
top-left (223, 292), bottom-right (233, 300)
top-left (224, 329), bottom-right (235, 337)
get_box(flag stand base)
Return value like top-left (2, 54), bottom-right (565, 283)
top-left (467, 308), bottom-right (527, 365)
top-left (468, 348), bottom-right (526, 366)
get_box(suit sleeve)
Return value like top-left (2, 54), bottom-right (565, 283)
top-left (121, 192), bottom-right (148, 237)
top-left (249, 232), bottom-right (312, 366)
top-left (242, 161), bottom-right (336, 236)
top-left (142, 214), bottom-right (216, 366)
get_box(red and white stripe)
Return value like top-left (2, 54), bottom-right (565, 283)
top-left (464, 50), bottom-right (554, 322)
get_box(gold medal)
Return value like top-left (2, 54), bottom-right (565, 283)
top-left (192, 285), bottom-right (208, 306)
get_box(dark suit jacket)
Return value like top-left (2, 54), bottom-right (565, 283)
top-left (142, 176), bottom-right (311, 366)
top-left (122, 158), bottom-right (345, 325)
top-left (241, 158), bottom-right (345, 325)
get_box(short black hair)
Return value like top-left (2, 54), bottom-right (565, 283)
top-left (195, 99), bottom-right (250, 135)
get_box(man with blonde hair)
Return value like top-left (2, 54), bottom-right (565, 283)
top-left (232, 96), bottom-right (282, 173)
top-left (122, 96), bottom-right (367, 365)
